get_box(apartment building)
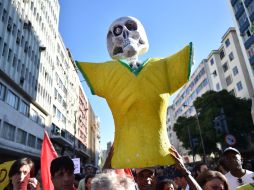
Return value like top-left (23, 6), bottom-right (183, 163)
top-left (206, 28), bottom-right (254, 98)
top-left (0, 0), bottom-right (59, 161)
top-left (167, 27), bottom-right (253, 157)
top-left (0, 0), bottom-right (99, 166)
top-left (227, 0), bottom-right (254, 89)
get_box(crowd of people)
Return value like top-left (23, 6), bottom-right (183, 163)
top-left (2, 146), bottom-right (254, 190)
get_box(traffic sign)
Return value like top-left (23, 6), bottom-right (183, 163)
top-left (225, 134), bottom-right (236, 145)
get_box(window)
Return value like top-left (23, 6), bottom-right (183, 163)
top-left (56, 109), bottom-right (61, 120)
top-left (54, 88), bottom-right (57, 99)
top-left (225, 39), bottom-right (230, 47)
top-left (229, 52), bottom-right (234, 61)
top-left (30, 109), bottom-right (38, 122)
top-left (38, 115), bottom-right (45, 127)
top-left (2, 43), bottom-right (7, 56)
top-left (30, 1), bottom-right (34, 10)
top-left (53, 105), bottom-right (56, 116)
top-left (12, 24), bottom-right (16, 35)
top-left (233, 1), bottom-right (243, 13)
top-left (12, 55), bottom-right (17, 67)
top-left (238, 13), bottom-right (248, 27)
top-left (36, 138), bottom-right (42, 150)
top-left (6, 90), bottom-right (19, 109)
top-left (27, 134), bottom-right (36, 148)
top-left (233, 66), bottom-right (239, 76)
top-left (248, 0), bottom-right (254, 15)
top-left (216, 83), bottom-right (220, 91)
top-left (1, 122), bottom-right (15, 141)
top-left (19, 100), bottom-right (29, 116)
top-left (220, 50), bottom-right (225, 60)
top-left (2, 9), bottom-right (7, 22)
top-left (237, 81), bottom-right (243, 91)
top-left (210, 58), bottom-right (214, 65)
top-left (222, 62), bottom-right (228, 72)
top-left (16, 128), bottom-right (27, 145)
top-left (0, 82), bottom-right (6, 100)
top-left (226, 75), bottom-right (233, 86)
top-left (7, 49), bottom-right (12, 62)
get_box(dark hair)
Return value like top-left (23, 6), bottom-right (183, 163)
top-left (192, 162), bottom-right (207, 178)
top-left (156, 178), bottom-right (174, 190)
top-left (9, 157), bottom-right (35, 178)
top-left (85, 174), bottom-right (95, 184)
top-left (50, 156), bottom-right (74, 177)
top-left (196, 170), bottom-right (229, 190)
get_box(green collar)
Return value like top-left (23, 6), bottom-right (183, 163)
top-left (118, 58), bottom-right (150, 76)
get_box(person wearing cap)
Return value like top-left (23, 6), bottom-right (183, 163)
top-left (222, 147), bottom-right (254, 190)
top-left (50, 156), bottom-right (76, 190)
top-left (170, 146), bottom-right (202, 190)
top-left (134, 168), bottom-right (156, 190)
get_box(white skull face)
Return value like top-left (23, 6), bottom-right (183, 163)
top-left (107, 16), bottom-right (149, 60)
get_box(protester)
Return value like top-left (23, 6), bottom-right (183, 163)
top-left (91, 172), bottom-right (135, 190)
top-left (156, 178), bottom-right (175, 190)
top-left (192, 162), bottom-right (209, 179)
top-left (196, 170), bottom-right (229, 190)
top-left (222, 147), bottom-right (254, 190)
top-left (50, 156), bottom-right (75, 190)
top-left (215, 158), bottom-right (228, 175)
top-left (169, 146), bottom-right (202, 190)
top-left (5, 157), bottom-right (40, 190)
top-left (78, 174), bottom-right (95, 190)
top-left (134, 168), bottom-right (156, 190)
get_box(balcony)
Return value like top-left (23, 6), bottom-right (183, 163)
top-left (240, 20), bottom-right (250, 34)
top-left (231, 0), bottom-right (237, 6)
top-left (51, 128), bottom-right (73, 148)
top-left (244, 0), bottom-right (252, 7)
top-left (250, 12), bottom-right (254, 22)
top-left (249, 55), bottom-right (254, 66)
top-left (235, 5), bottom-right (244, 19)
top-left (76, 140), bottom-right (90, 158)
top-left (244, 35), bottom-right (254, 49)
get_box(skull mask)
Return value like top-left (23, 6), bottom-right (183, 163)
top-left (107, 16), bottom-right (149, 68)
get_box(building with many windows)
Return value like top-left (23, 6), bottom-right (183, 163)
top-left (167, 27), bottom-right (254, 159)
top-left (0, 0), bottom-right (100, 167)
top-left (227, 0), bottom-right (254, 89)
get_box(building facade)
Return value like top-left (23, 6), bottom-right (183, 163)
top-left (167, 27), bottom-right (254, 159)
top-left (227, 0), bottom-right (254, 89)
top-left (0, 0), bottom-right (99, 166)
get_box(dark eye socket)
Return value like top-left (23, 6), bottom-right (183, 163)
top-left (113, 25), bottom-right (123, 36)
top-left (125, 20), bottom-right (137, 31)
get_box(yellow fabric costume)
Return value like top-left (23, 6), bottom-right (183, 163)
top-left (76, 43), bottom-right (192, 168)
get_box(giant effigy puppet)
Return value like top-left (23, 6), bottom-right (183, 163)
top-left (76, 16), bottom-right (192, 169)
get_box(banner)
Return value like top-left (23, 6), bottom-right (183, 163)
top-left (0, 160), bottom-right (15, 190)
top-left (72, 158), bottom-right (80, 174)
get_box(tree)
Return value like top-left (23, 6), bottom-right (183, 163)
top-left (173, 90), bottom-right (254, 156)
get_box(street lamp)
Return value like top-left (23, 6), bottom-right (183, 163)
top-left (183, 104), bottom-right (206, 162)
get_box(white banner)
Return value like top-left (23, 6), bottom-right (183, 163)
top-left (72, 158), bottom-right (80, 174)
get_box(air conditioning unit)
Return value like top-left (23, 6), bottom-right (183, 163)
top-left (39, 46), bottom-right (46, 52)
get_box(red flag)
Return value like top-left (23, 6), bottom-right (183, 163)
top-left (41, 131), bottom-right (58, 190)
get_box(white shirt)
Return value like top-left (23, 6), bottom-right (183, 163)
top-left (185, 184), bottom-right (190, 190)
top-left (225, 170), bottom-right (254, 190)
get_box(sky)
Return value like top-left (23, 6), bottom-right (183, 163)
top-left (59, 0), bottom-right (234, 150)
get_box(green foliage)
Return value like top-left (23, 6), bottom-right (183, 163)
top-left (173, 90), bottom-right (253, 156)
